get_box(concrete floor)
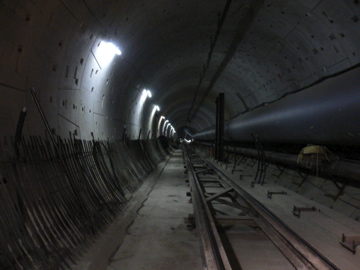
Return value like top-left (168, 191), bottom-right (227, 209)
top-left (80, 148), bottom-right (360, 270)
top-left (107, 150), bottom-right (202, 270)
top-left (72, 147), bottom-right (360, 270)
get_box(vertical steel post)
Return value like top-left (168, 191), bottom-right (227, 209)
top-left (215, 97), bottom-right (219, 159)
top-left (215, 93), bottom-right (225, 161)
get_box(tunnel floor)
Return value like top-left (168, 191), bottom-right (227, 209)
top-left (107, 150), bottom-right (202, 270)
top-left (76, 147), bottom-right (360, 270)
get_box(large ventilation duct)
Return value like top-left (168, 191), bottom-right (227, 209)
top-left (194, 67), bottom-right (360, 146)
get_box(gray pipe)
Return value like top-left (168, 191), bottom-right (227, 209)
top-left (194, 67), bottom-right (360, 146)
top-left (226, 146), bottom-right (360, 185)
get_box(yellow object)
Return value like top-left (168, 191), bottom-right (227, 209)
top-left (297, 145), bottom-right (339, 172)
top-left (298, 145), bottom-right (338, 162)
top-left (301, 145), bottom-right (327, 155)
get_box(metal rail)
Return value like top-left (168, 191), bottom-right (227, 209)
top-left (184, 148), bottom-right (231, 270)
top-left (183, 145), bottom-right (340, 270)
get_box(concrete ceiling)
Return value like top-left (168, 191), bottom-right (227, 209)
top-left (97, 0), bottom-right (360, 135)
top-left (0, 0), bottom-right (359, 140)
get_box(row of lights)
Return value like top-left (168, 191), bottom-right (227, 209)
top-left (99, 40), bottom-right (176, 137)
top-left (143, 89), bottom-right (176, 137)
top-left (159, 117), bottom-right (176, 137)
top-left (99, 41), bottom-right (159, 111)
top-left (144, 89), bottom-right (160, 113)
top-left (140, 81), bottom-right (176, 137)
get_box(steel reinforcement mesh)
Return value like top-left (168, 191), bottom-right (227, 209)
top-left (0, 136), bottom-right (169, 269)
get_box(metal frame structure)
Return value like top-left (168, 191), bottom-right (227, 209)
top-left (183, 144), bottom-right (340, 270)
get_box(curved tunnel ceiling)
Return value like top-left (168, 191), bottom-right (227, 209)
top-left (0, 0), bottom-right (359, 141)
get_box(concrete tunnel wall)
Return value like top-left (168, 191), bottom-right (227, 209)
top-left (0, 1), bottom-right (174, 141)
top-left (0, 0), bottom-right (360, 268)
top-left (1, 0), bottom-right (359, 141)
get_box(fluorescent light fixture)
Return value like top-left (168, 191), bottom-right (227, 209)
top-left (109, 42), bottom-right (121, 55)
top-left (157, 116), bottom-right (166, 137)
top-left (142, 89), bottom-right (152, 99)
top-left (163, 122), bottom-right (171, 135)
top-left (97, 41), bottom-right (122, 67)
top-left (100, 41), bottom-right (121, 55)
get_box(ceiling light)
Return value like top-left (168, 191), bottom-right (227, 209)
top-left (106, 41), bottom-right (121, 55)
top-left (96, 41), bottom-right (122, 67)
top-left (142, 89), bottom-right (152, 99)
top-left (99, 41), bottom-right (121, 56)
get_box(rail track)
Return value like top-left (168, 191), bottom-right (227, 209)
top-left (183, 145), bottom-right (341, 270)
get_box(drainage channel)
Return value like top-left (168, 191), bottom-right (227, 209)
top-left (183, 144), bottom-right (341, 270)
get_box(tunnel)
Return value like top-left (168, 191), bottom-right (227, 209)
top-left (1, 0), bottom-right (360, 269)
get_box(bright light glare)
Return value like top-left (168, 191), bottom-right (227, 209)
top-left (154, 105), bottom-right (160, 111)
top-left (97, 41), bottom-right (122, 67)
top-left (142, 89), bottom-right (152, 99)
top-left (103, 41), bottom-right (121, 55)
top-left (163, 121), bottom-right (171, 135)
top-left (157, 116), bottom-right (166, 137)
